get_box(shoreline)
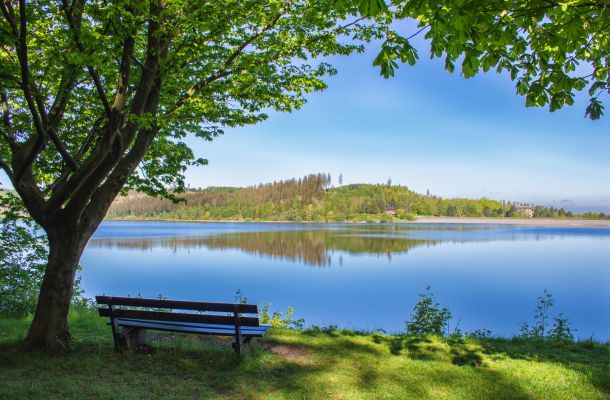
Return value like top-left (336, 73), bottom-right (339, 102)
top-left (104, 216), bottom-right (610, 228)
top-left (412, 216), bottom-right (610, 227)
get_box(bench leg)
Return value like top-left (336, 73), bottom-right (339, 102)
top-left (112, 332), bottom-right (125, 353)
top-left (232, 339), bottom-right (241, 355)
top-left (232, 336), bottom-right (255, 354)
top-left (123, 328), bottom-right (152, 353)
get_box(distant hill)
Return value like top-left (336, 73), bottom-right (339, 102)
top-left (107, 173), bottom-right (607, 222)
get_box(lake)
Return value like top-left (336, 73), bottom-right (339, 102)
top-left (81, 221), bottom-right (610, 340)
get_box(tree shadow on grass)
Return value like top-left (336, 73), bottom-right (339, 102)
top-left (1, 330), bottom-right (607, 399)
top-left (296, 333), bottom-right (535, 399)
top-left (115, 334), bottom-right (610, 397)
top-left (477, 338), bottom-right (610, 394)
top-left (350, 345), bottom-right (534, 399)
top-left (377, 334), bottom-right (608, 396)
top-left (260, 335), bottom-right (534, 400)
top-left (373, 335), bottom-right (470, 363)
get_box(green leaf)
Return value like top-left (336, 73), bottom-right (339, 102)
top-left (585, 98), bottom-right (604, 120)
top-left (445, 57), bottom-right (454, 73)
top-left (358, 0), bottom-right (388, 17)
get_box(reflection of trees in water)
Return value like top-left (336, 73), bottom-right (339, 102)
top-left (88, 224), bottom-right (549, 267)
top-left (195, 231), bottom-right (436, 266)
top-left (88, 230), bottom-right (437, 267)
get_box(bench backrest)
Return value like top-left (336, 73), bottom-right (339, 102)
top-left (95, 296), bottom-right (260, 327)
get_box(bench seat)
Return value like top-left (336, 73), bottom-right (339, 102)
top-left (110, 318), bottom-right (271, 337)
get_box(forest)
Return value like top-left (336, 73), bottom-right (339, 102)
top-left (105, 173), bottom-right (603, 222)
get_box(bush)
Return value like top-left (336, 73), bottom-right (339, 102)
top-left (0, 192), bottom-right (47, 315)
top-left (467, 329), bottom-right (494, 339)
top-left (234, 290), bottom-right (304, 330)
top-left (0, 192), bottom-right (88, 316)
top-left (405, 286), bottom-right (452, 336)
top-left (520, 290), bottom-right (575, 341)
top-left (395, 209), bottom-right (416, 221)
top-left (259, 303), bottom-right (305, 330)
top-left (548, 313), bottom-right (576, 341)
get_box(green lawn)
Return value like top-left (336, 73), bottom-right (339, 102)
top-left (1, 310), bottom-right (608, 400)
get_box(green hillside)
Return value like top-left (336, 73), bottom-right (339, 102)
top-left (107, 174), bottom-right (593, 222)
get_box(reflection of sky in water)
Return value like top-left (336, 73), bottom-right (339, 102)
top-left (82, 221), bottom-right (610, 340)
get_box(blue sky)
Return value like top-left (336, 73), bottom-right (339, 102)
top-left (1, 35), bottom-right (609, 212)
top-left (184, 39), bottom-right (609, 212)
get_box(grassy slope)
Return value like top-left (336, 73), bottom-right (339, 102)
top-left (1, 310), bottom-right (608, 400)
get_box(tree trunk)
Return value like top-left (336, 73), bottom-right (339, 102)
top-left (23, 230), bottom-right (88, 349)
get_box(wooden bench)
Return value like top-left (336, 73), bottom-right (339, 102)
top-left (96, 296), bottom-right (271, 354)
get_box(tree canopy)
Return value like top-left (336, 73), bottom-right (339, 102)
top-left (366, 0), bottom-right (609, 119)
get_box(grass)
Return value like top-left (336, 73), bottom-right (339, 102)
top-left (1, 310), bottom-right (609, 400)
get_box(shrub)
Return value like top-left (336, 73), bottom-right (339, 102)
top-left (548, 313), bottom-right (576, 341)
top-left (1, 191), bottom-right (88, 315)
top-left (395, 209), bottom-right (416, 221)
top-left (234, 290), bottom-right (305, 330)
top-left (405, 286), bottom-right (452, 336)
top-left (260, 303), bottom-right (305, 330)
top-left (520, 290), bottom-right (576, 341)
top-left (0, 192), bottom-right (47, 315)
top-left (467, 329), bottom-right (494, 339)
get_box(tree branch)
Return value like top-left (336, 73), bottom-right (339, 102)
top-left (0, 87), bottom-right (16, 149)
top-left (0, 0), bottom-right (18, 34)
top-left (11, 166), bottom-right (47, 225)
top-left (76, 8), bottom-right (170, 227)
top-left (128, 1), bottom-right (165, 119)
top-left (13, 0), bottom-right (48, 183)
top-left (1, 1), bottom-right (78, 183)
top-left (0, 158), bottom-right (14, 181)
top-left (43, 113), bottom-right (103, 197)
top-left (61, 0), bottom-right (111, 117)
top-left (112, 36), bottom-right (136, 113)
top-left (25, 78), bottom-right (80, 172)
top-left (81, 125), bottom-right (159, 234)
top-left (74, 73), bottom-right (164, 226)
top-left (47, 0), bottom-right (166, 212)
top-left (48, 0), bottom-right (86, 128)
top-left (166, 10), bottom-right (285, 117)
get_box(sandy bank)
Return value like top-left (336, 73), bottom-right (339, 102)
top-left (413, 217), bottom-right (610, 228)
top-left (106, 216), bottom-right (610, 228)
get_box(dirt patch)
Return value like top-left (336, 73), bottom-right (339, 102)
top-left (264, 342), bottom-right (312, 364)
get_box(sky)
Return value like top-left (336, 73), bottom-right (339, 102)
top-left (182, 37), bottom-right (609, 212)
top-left (1, 30), bottom-right (609, 212)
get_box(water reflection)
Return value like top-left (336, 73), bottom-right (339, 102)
top-left (87, 223), bottom-right (605, 267)
top-left (89, 230), bottom-right (436, 267)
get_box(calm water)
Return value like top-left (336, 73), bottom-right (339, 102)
top-left (81, 221), bottom-right (610, 340)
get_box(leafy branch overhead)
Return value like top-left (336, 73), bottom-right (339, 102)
top-left (348, 0), bottom-right (609, 119)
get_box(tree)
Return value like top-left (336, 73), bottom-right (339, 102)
top-left (338, 173), bottom-right (343, 186)
top-left (0, 0), bottom-right (387, 348)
